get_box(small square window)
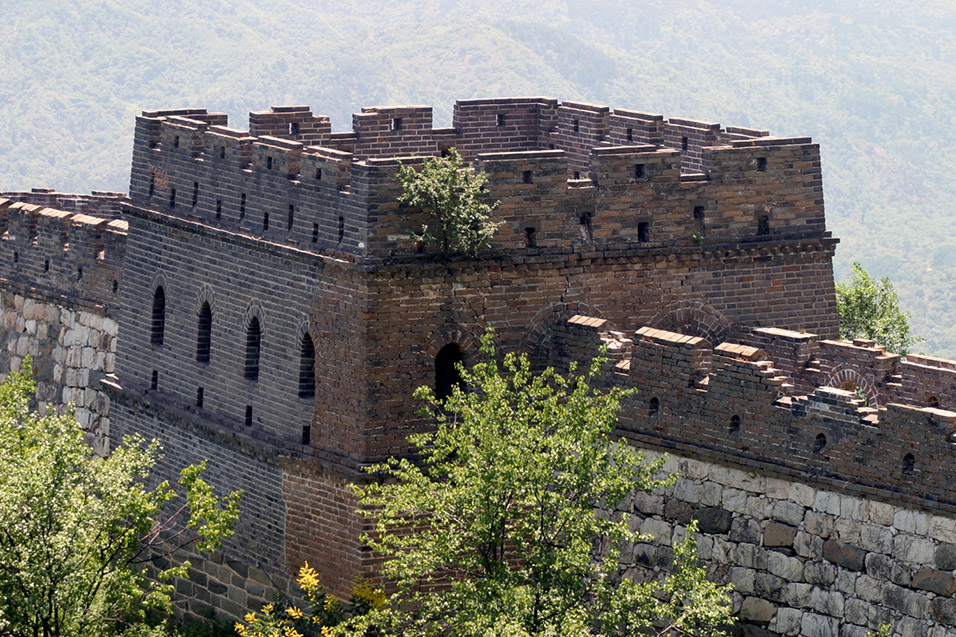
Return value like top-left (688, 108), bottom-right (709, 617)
top-left (391, 117), bottom-right (403, 131)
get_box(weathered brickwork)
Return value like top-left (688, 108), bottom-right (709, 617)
top-left (1, 187), bottom-right (128, 220)
top-left (6, 96), bottom-right (956, 634)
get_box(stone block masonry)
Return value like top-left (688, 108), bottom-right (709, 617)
top-left (625, 449), bottom-right (956, 636)
top-left (0, 291), bottom-right (116, 453)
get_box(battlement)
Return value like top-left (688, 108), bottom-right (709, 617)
top-left (551, 316), bottom-right (956, 509)
top-left (127, 98), bottom-right (828, 260)
top-left (0, 198), bottom-right (125, 312)
top-left (1, 188), bottom-right (128, 220)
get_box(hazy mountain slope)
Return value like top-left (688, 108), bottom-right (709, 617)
top-left (2, 0), bottom-right (956, 353)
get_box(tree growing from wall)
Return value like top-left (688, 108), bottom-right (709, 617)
top-left (836, 261), bottom-right (922, 354)
top-left (0, 359), bottom-right (241, 637)
top-left (397, 148), bottom-right (501, 260)
top-left (345, 330), bottom-right (733, 636)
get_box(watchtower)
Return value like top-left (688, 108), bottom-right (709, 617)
top-left (107, 97), bottom-right (838, 604)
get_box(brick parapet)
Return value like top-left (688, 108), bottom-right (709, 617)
top-left (0, 188), bottom-right (128, 220)
top-left (127, 99), bottom-right (825, 261)
top-left (557, 318), bottom-right (956, 516)
top-left (0, 198), bottom-right (125, 314)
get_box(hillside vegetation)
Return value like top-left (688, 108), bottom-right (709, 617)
top-left (3, 0), bottom-right (956, 354)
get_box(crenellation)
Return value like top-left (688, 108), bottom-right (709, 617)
top-left (0, 198), bottom-right (125, 312)
top-left (607, 109), bottom-right (665, 146)
top-left (663, 117), bottom-right (722, 173)
top-left (249, 105), bottom-right (332, 144)
top-left (0, 188), bottom-right (127, 220)
top-left (128, 99), bottom-right (834, 261)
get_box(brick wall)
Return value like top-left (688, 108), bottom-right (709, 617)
top-left (114, 210), bottom-right (328, 448)
top-left (128, 99), bottom-right (819, 260)
top-left (0, 198), bottom-right (125, 312)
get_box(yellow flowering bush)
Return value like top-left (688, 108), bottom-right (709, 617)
top-left (234, 562), bottom-right (383, 636)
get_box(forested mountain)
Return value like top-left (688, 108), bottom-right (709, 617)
top-left (3, 0), bottom-right (956, 354)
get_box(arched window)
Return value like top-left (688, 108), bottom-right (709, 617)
top-left (244, 317), bottom-right (261, 380)
top-left (902, 453), bottom-right (916, 475)
top-left (729, 415), bottom-right (741, 433)
top-left (196, 302), bottom-right (212, 363)
top-left (298, 332), bottom-right (316, 398)
top-left (151, 286), bottom-right (166, 346)
top-left (435, 343), bottom-right (464, 401)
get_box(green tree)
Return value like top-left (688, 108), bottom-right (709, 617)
top-left (348, 331), bottom-right (732, 636)
top-left (0, 359), bottom-right (241, 637)
top-left (836, 261), bottom-right (922, 354)
top-left (397, 148), bottom-right (501, 260)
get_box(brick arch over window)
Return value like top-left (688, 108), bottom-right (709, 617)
top-left (824, 367), bottom-right (881, 407)
top-left (420, 326), bottom-right (482, 362)
top-left (521, 301), bottom-right (608, 367)
top-left (194, 286), bottom-right (215, 364)
top-left (242, 304), bottom-right (265, 381)
top-left (151, 285), bottom-right (166, 346)
top-left (648, 300), bottom-right (730, 345)
top-left (196, 302), bottom-right (212, 363)
top-left (297, 323), bottom-right (316, 399)
top-left (421, 326), bottom-right (482, 399)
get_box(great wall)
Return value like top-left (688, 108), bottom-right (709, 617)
top-left (2, 97), bottom-right (956, 635)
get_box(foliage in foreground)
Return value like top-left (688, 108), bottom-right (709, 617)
top-left (397, 147), bottom-right (501, 260)
top-left (234, 562), bottom-right (382, 637)
top-left (0, 358), bottom-right (241, 637)
top-left (342, 330), bottom-right (732, 636)
top-left (836, 260), bottom-right (922, 354)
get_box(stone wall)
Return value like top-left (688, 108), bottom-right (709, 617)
top-left (0, 289), bottom-right (116, 453)
top-left (628, 449), bottom-right (956, 637)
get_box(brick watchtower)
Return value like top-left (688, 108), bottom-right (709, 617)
top-left (106, 97), bottom-right (838, 614)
